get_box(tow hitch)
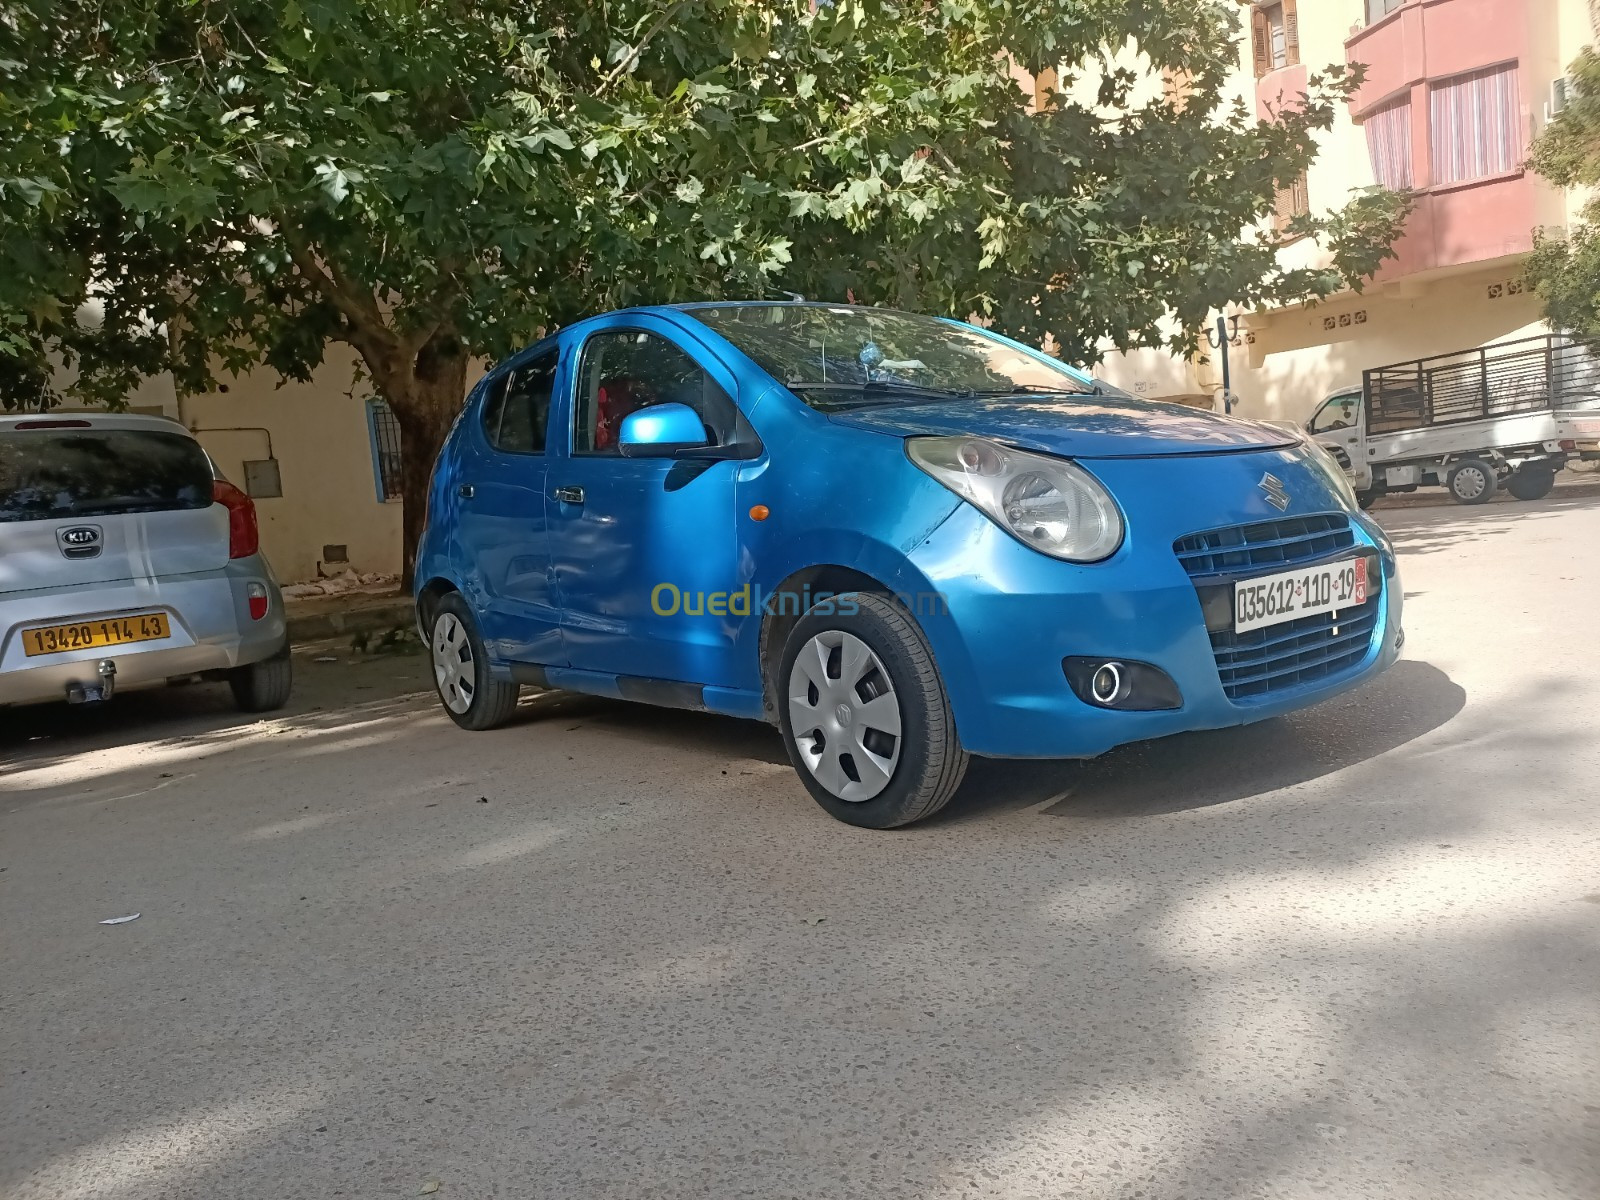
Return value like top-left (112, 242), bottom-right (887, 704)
top-left (66, 659), bottom-right (117, 705)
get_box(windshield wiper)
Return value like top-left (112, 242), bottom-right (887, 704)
top-left (784, 379), bottom-right (979, 402)
top-left (966, 383), bottom-right (1096, 397)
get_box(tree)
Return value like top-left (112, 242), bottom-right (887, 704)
top-left (1, 0), bottom-right (1408, 585)
top-left (1528, 47), bottom-right (1600, 334)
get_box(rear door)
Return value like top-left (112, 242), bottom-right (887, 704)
top-left (453, 350), bottom-right (566, 665)
top-left (0, 422), bottom-right (229, 598)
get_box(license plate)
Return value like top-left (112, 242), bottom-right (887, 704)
top-left (1234, 558), bottom-right (1369, 634)
top-left (21, 613), bottom-right (171, 657)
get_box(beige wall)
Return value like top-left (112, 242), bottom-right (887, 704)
top-left (181, 348), bottom-right (403, 583)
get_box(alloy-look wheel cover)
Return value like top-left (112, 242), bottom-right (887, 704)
top-left (787, 630), bottom-right (903, 802)
top-left (432, 613), bottom-right (477, 714)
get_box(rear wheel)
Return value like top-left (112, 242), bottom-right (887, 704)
top-left (229, 646), bottom-right (292, 713)
top-left (777, 592), bottom-right (968, 829)
top-left (431, 593), bottom-right (519, 731)
top-left (1447, 458), bottom-right (1498, 505)
top-left (1507, 465), bottom-right (1557, 501)
top-left (1355, 484), bottom-right (1384, 510)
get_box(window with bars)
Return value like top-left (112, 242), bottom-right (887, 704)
top-left (366, 399), bottom-right (403, 501)
top-left (1429, 63), bottom-right (1522, 185)
top-left (1251, 0), bottom-right (1298, 78)
top-left (1273, 171), bottom-right (1309, 236)
top-left (1364, 95), bottom-right (1414, 189)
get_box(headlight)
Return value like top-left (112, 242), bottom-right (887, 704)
top-left (1299, 435), bottom-right (1360, 509)
top-left (907, 436), bottom-right (1123, 562)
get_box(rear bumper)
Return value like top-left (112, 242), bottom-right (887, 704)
top-left (0, 559), bottom-right (285, 707)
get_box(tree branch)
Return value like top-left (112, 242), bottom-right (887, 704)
top-left (599, 1), bottom-right (687, 95)
top-left (281, 227), bottom-right (392, 345)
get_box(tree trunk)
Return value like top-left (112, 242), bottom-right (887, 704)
top-left (376, 334), bottom-right (470, 591)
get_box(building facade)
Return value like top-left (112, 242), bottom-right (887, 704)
top-left (1098, 0), bottom-right (1592, 425)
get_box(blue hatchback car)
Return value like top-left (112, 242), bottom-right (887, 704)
top-left (415, 303), bottom-right (1401, 827)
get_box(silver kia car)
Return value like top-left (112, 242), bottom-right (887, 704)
top-left (0, 412), bottom-right (291, 712)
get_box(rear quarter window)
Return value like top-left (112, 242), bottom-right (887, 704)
top-left (0, 428), bottom-right (214, 523)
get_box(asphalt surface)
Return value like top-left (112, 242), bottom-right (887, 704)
top-left (3, 490), bottom-right (1598, 1200)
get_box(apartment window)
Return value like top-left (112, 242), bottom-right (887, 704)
top-left (1365, 95), bottom-right (1414, 189)
top-left (1251, 0), bottom-right (1298, 78)
top-left (1366, 0), bottom-right (1404, 23)
top-left (1273, 171), bottom-right (1309, 235)
top-left (367, 399), bottom-right (403, 501)
top-left (1429, 63), bottom-right (1522, 185)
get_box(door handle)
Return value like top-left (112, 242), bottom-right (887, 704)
top-left (553, 485), bottom-right (585, 505)
top-left (457, 483), bottom-right (475, 499)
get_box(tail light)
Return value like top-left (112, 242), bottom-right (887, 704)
top-left (246, 581), bottom-right (269, 621)
top-left (1559, 439), bottom-right (1577, 451)
top-left (213, 480), bottom-right (260, 558)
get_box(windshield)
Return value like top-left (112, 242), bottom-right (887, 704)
top-left (690, 304), bottom-right (1097, 409)
top-left (1309, 392), bottom-right (1360, 434)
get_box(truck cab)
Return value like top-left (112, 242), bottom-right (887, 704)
top-left (1307, 389), bottom-right (1368, 490)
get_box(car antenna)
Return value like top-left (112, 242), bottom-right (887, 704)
top-left (777, 290), bottom-right (806, 303)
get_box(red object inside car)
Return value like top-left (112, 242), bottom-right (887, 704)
top-left (593, 377), bottom-right (656, 451)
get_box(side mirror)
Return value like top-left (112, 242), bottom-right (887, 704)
top-left (618, 403), bottom-right (711, 457)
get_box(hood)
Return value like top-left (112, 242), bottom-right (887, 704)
top-left (827, 393), bottom-right (1300, 458)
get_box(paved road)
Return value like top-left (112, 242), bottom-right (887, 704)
top-left (3, 494), bottom-right (1597, 1200)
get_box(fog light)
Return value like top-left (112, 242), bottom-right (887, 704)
top-left (1063, 657), bottom-right (1183, 711)
top-left (247, 581), bottom-right (269, 621)
top-left (1090, 662), bottom-right (1124, 705)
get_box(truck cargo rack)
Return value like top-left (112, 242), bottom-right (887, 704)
top-left (1363, 334), bottom-right (1600, 435)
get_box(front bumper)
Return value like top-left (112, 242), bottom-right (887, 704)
top-left (907, 447), bottom-right (1403, 759)
top-left (0, 559), bottom-right (286, 707)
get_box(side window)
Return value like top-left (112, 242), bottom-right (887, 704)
top-left (483, 351), bottom-right (557, 454)
top-left (573, 330), bottom-right (739, 455)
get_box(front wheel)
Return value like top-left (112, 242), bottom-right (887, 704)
top-left (430, 594), bottom-right (520, 730)
top-left (1447, 458), bottom-right (1498, 505)
top-left (1507, 466), bottom-right (1557, 501)
top-left (778, 592), bottom-right (968, 828)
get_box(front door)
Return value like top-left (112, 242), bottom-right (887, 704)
top-left (1308, 390), bottom-right (1365, 482)
top-left (546, 320), bottom-right (750, 687)
top-left (455, 349), bottom-right (565, 665)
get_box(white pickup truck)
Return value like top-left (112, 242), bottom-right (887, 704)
top-left (1307, 334), bottom-right (1600, 506)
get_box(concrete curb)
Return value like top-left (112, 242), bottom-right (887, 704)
top-left (285, 595), bottom-right (416, 645)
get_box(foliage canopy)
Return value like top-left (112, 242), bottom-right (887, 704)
top-left (0, 0), bottom-right (1408, 577)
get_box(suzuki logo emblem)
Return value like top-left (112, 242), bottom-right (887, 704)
top-left (1258, 473), bottom-right (1291, 511)
top-left (57, 525), bottom-right (103, 557)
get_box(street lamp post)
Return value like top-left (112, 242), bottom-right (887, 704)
top-left (1206, 314), bottom-right (1244, 413)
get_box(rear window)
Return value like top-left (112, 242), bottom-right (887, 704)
top-left (0, 428), bottom-right (214, 523)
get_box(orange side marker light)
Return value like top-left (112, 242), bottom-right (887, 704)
top-left (749, 505), bottom-right (770, 522)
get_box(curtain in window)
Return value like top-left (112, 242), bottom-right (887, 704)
top-left (1365, 96), bottom-right (1413, 189)
top-left (1429, 63), bottom-right (1521, 184)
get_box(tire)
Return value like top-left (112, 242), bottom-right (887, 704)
top-left (430, 593), bottom-right (520, 731)
top-left (1355, 485), bottom-right (1384, 510)
top-left (229, 645), bottom-right (293, 713)
top-left (776, 591), bottom-right (968, 829)
top-left (1507, 466), bottom-right (1557, 501)
top-left (1447, 458), bottom-right (1498, 505)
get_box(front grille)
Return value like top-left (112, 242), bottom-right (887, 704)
top-left (1174, 514), bottom-right (1380, 703)
top-left (1173, 513), bottom-right (1355, 576)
